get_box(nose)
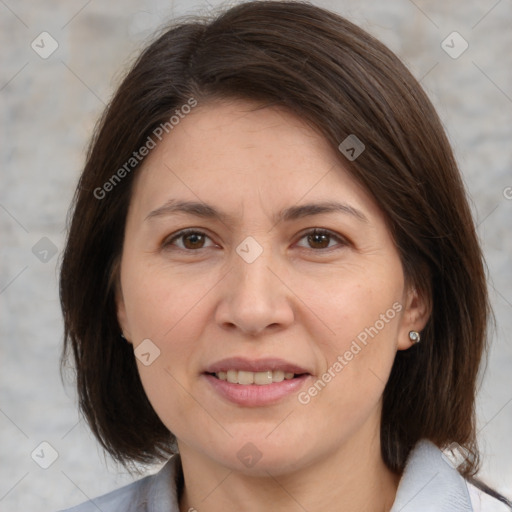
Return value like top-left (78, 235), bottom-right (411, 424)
top-left (214, 247), bottom-right (295, 336)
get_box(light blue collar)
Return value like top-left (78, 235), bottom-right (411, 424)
top-left (390, 439), bottom-right (473, 511)
top-left (143, 439), bottom-right (473, 511)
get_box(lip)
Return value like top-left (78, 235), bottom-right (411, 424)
top-left (203, 357), bottom-right (313, 407)
top-left (203, 373), bottom-right (311, 407)
top-left (204, 357), bottom-right (311, 374)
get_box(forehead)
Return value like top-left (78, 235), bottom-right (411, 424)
top-left (128, 98), bottom-right (381, 223)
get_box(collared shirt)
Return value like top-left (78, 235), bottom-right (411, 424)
top-left (59, 440), bottom-right (510, 512)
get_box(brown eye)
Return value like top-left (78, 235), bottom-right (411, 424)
top-left (307, 232), bottom-right (330, 249)
top-left (182, 232), bottom-right (205, 249)
top-left (164, 229), bottom-right (215, 251)
top-left (296, 229), bottom-right (347, 250)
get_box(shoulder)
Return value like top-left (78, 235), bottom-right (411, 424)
top-left (57, 476), bottom-right (150, 512)
top-left (57, 455), bottom-right (182, 512)
top-left (391, 440), bottom-right (511, 512)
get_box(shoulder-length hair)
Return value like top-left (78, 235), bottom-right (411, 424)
top-left (60, 0), bottom-right (490, 476)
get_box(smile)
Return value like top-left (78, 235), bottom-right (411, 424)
top-left (203, 357), bottom-right (312, 406)
top-left (212, 369), bottom-right (298, 385)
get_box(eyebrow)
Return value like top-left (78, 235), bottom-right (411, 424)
top-left (145, 199), bottom-right (368, 224)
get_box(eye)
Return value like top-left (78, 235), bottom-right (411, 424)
top-left (163, 229), bottom-right (216, 251)
top-left (295, 228), bottom-right (348, 250)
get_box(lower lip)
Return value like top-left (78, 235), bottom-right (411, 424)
top-left (203, 373), bottom-right (311, 407)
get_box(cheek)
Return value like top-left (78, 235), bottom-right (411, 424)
top-left (120, 259), bottom-right (220, 430)
top-left (294, 260), bottom-right (403, 350)
top-left (121, 259), bottom-right (217, 341)
top-left (293, 263), bottom-right (403, 412)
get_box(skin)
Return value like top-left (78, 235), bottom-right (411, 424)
top-left (116, 98), bottom-right (430, 512)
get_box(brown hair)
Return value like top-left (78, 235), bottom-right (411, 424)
top-left (60, 0), bottom-right (490, 477)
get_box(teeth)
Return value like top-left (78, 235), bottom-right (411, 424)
top-left (238, 370), bottom-right (255, 385)
top-left (215, 370), bottom-right (297, 385)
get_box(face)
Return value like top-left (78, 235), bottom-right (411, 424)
top-left (117, 98), bottom-right (428, 475)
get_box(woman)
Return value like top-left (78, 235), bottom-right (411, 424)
top-left (58, 1), bottom-right (511, 510)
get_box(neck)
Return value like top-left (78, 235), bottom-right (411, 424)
top-left (178, 423), bottom-right (400, 512)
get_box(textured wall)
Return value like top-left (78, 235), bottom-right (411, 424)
top-left (1, 1), bottom-right (511, 510)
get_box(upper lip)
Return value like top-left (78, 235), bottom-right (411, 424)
top-left (204, 357), bottom-right (311, 375)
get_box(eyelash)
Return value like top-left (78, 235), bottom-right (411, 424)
top-left (162, 228), bottom-right (348, 252)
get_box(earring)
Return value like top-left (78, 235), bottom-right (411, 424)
top-left (120, 333), bottom-right (126, 340)
top-left (409, 330), bottom-right (421, 343)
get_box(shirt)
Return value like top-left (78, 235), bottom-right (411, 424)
top-left (59, 439), bottom-right (510, 511)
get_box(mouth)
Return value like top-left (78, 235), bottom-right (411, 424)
top-left (202, 357), bottom-right (312, 406)
top-left (206, 370), bottom-right (306, 385)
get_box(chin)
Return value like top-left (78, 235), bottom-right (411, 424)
top-left (204, 437), bottom-right (315, 477)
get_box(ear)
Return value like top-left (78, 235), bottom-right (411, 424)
top-left (397, 284), bottom-right (431, 350)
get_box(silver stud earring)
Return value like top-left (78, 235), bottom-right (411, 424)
top-left (409, 330), bottom-right (421, 343)
top-left (120, 333), bottom-right (126, 340)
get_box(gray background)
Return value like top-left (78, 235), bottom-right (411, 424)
top-left (1, 0), bottom-right (511, 510)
